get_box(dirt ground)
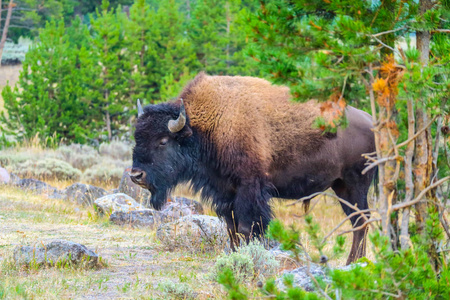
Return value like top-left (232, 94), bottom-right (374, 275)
top-left (0, 181), bottom-right (367, 299)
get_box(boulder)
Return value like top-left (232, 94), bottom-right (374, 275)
top-left (94, 193), bottom-right (149, 216)
top-left (64, 183), bottom-right (107, 206)
top-left (109, 210), bottom-right (163, 227)
top-left (276, 262), bottom-right (368, 291)
top-left (156, 215), bottom-right (228, 250)
top-left (13, 240), bottom-right (99, 268)
top-left (118, 167), bottom-right (151, 205)
top-left (14, 178), bottom-right (65, 199)
top-left (0, 167), bottom-right (10, 184)
top-left (276, 263), bottom-right (327, 292)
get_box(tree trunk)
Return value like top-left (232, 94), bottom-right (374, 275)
top-left (414, 0), bottom-right (433, 234)
top-left (400, 98), bottom-right (415, 249)
top-left (0, 0), bottom-right (13, 67)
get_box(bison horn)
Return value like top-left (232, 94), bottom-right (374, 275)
top-left (137, 99), bottom-right (144, 117)
top-left (168, 99), bottom-right (186, 133)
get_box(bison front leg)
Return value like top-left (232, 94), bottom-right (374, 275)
top-left (232, 179), bottom-right (273, 245)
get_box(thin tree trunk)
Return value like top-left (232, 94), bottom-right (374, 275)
top-left (401, 98), bottom-right (415, 249)
top-left (0, 0), bottom-right (13, 67)
top-left (414, 0), bottom-right (433, 234)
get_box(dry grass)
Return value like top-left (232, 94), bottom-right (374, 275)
top-left (0, 181), bottom-right (372, 299)
top-left (0, 65), bottom-right (22, 112)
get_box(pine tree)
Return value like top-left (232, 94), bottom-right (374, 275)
top-left (85, 0), bottom-right (129, 141)
top-left (0, 18), bottom-right (93, 144)
top-left (189, 0), bottom-right (257, 75)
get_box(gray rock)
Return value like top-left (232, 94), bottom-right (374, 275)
top-left (64, 183), bottom-right (107, 206)
top-left (156, 215), bottom-right (228, 250)
top-left (277, 263), bottom-right (327, 292)
top-left (13, 178), bottom-right (66, 199)
top-left (94, 193), bottom-right (149, 216)
top-left (118, 167), bottom-right (151, 205)
top-left (0, 167), bottom-right (10, 184)
top-left (13, 240), bottom-right (99, 268)
top-left (276, 262), bottom-right (368, 292)
top-left (109, 210), bottom-right (163, 227)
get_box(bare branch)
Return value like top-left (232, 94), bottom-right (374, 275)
top-left (393, 115), bottom-right (438, 151)
top-left (392, 176), bottom-right (450, 211)
top-left (432, 29), bottom-right (450, 33)
top-left (338, 218), bottom-right (381, 236)
top-left (372, 26), bottom-right (406, 37)
top-left (322, 208), bottom-right (376, 242)
top-left (362, 156), bottom-right (400, 175)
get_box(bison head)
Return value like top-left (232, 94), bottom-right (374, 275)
top-left (131, 99), bottom-right (195, 210)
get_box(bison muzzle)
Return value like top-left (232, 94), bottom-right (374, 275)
top-left (131, 73), bottom-right (376, 265)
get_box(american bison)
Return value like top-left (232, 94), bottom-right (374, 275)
top-left (131, 73), bottom-right (376, 264)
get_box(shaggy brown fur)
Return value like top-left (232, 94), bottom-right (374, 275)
top-left (132, 72), bottom-right (376, 265)
top-left (179, 72), bottom-right (328, 182)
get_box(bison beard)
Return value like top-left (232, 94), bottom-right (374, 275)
top-left (132, 73), bottom-right (376, 265)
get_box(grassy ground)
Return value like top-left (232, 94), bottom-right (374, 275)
top-left (0, 65), bottom-right (22, 112)
top-left (0, 179), bottom-right (369, 299)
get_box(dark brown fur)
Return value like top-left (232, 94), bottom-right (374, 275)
top-left (132, 73), bottom-right (376, 265)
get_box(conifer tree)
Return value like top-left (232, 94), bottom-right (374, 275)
top-left (85, 0), bottom-right (129, 141)
top-left (0, 18), bottom-right (93, 144)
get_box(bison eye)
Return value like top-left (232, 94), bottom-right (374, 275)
top-left (159, 137), bottom-right (169, 146)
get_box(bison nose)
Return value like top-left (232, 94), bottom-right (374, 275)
top-left (129, 167), bottom-right (145, 183)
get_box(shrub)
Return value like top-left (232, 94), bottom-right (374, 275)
top-left (211, 241), bottom-right (279, 283)
top-left (57, 144), bottom-right (99, 171)
top-left (99, 141), bottom-right (133, 160)
top-left (14, 158), bottom-right (81, 181)
top-left (158, 280), bottom-right (196, 300)
top-left (82, 158), bottom-right (129, 186)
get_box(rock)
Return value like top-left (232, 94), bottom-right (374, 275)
top-left (269, 244), bottom-right (305, 271)
top-left (0, 167), bottom-right (10, 184)
top-left (160, 201), bottom-right (201, 221)
top-left (110, 210), bottom-right (163, 227)
top-left (276, 263), bottom-right (327, 292)
top-left (168, 196), bottom-right (204, 215)
top-left (13, 240), bottom-right (99, 268)
top-left (64, 183), bottom-right (107, 206)
top-left (94, 193), bottom-right (149, 216)
top-left (118, 167), bottom-right (151, 205)
top-left (156, 215), bottom-right (228, 250)
top-left (276, 262), bottom-right (368, 291)
top-left (13, 178), bottom-right (65, 199)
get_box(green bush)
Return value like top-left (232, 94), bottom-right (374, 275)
top-left (57, 144), bottom-right (99, 171)
top-left (14, 158), bottom-right (81, 181)
top-left (158, 280), bottom-right (196, 300)
top-left (98, 141), bottom-right (133, 161)
top-left (82, 158), bottom-right (129, 186)
top-left (211, 241), bottom-right (279, 284)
